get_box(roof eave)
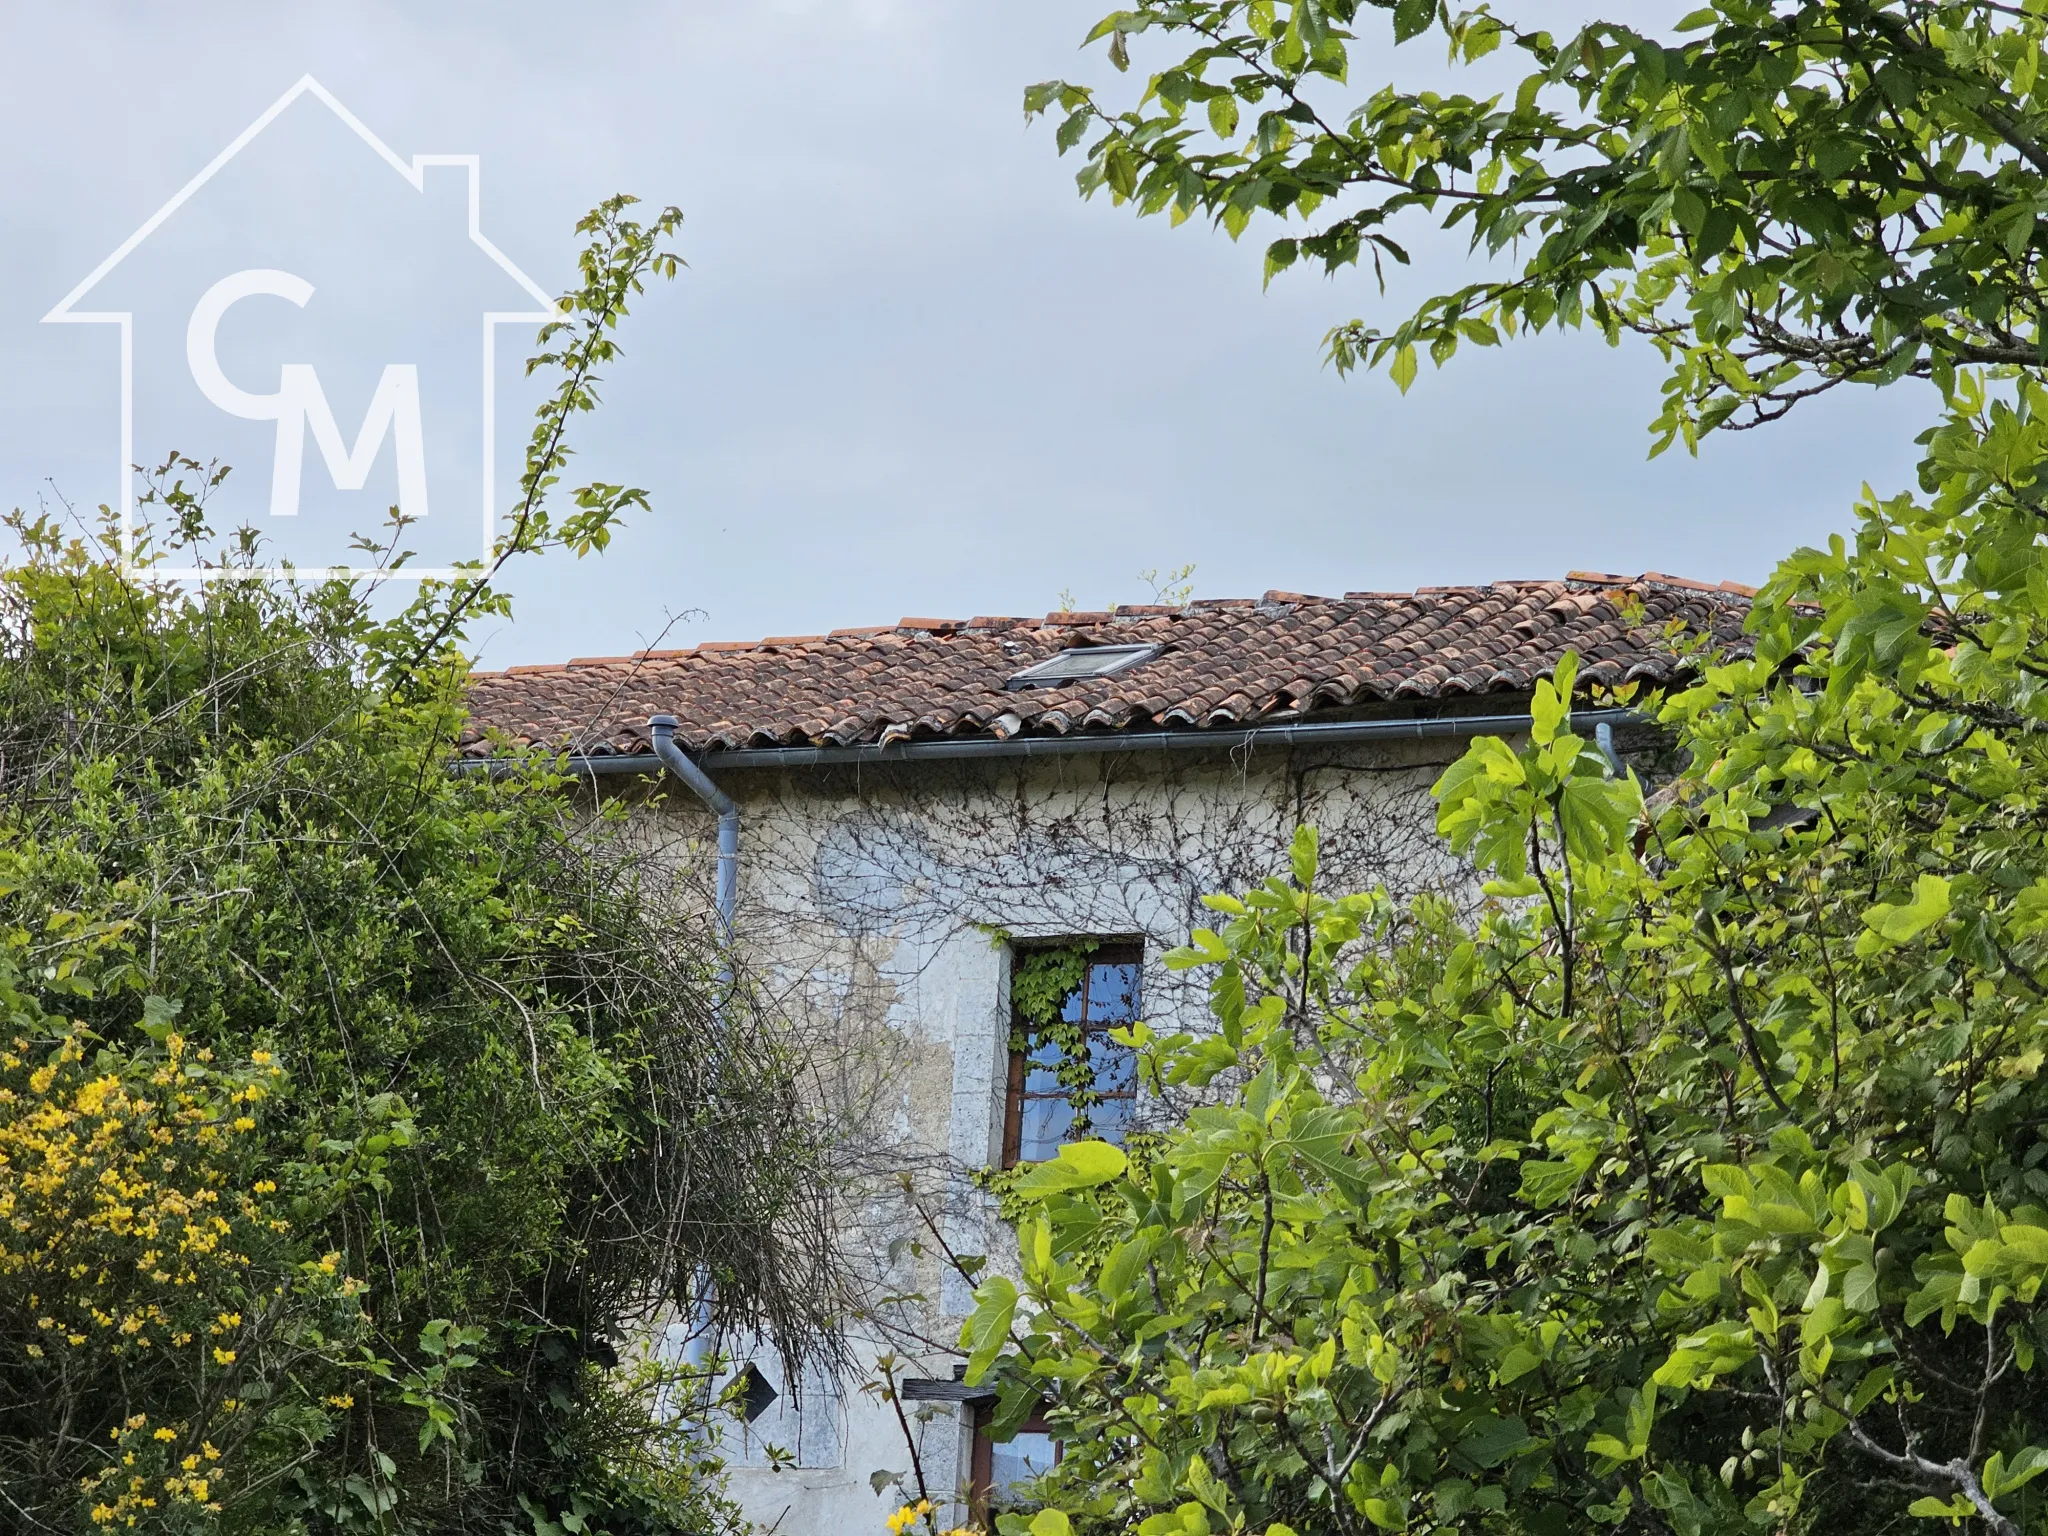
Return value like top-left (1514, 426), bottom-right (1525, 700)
top-left (455, 705), bottom-right (1649, 779)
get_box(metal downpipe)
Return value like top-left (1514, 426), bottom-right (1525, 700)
top-left (649, 714), bottom-right (738, 938)
top-left (646, 714), bottom-right (737, 1385)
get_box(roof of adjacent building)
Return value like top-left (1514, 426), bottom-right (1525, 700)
top-left (458, 572), bottom-right (1756, 759)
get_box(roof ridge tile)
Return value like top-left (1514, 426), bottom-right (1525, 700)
top-left (1639, 571), bottom-right (1723, 593)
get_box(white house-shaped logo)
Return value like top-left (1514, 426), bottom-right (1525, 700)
top-left (46, 75), bottom-right (555, 579)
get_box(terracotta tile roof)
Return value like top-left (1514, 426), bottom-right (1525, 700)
top-left (458, 574), bottom-right (1755, 758)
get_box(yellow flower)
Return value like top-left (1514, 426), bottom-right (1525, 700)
top-left (887, 1500), bottom-right (937, 1534)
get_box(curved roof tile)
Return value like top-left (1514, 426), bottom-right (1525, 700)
top-left (458, 575), bottom-right (1755, 757)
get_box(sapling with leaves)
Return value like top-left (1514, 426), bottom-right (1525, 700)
top-left (868, 1351), bottom-right (992, 1536)
top-left (364, 194), bottom-right (684, 686)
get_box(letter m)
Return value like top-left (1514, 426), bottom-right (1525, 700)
top-left (270, 364), bottom-right (429, 521)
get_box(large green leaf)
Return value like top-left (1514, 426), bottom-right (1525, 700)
top-left (963, 1276), bottom-right (1019, 1384)
top-left (1011, 1139), bottom-right (1130, 1199)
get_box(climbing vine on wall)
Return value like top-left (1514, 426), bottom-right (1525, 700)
top-left (653, 745), bottom-right (1474, 1382)
top-left (1008, 942), bottom-right (1097, 1041)
top-left (1009, 940), bottom-right (1117, 1145)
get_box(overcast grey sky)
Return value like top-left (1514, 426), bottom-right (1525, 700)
top-left (0, 1), bottom-right (1933, 667)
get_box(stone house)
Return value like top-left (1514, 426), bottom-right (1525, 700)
top-left (460, 573), bottom-right (1753, 1534)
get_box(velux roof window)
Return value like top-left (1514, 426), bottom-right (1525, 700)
top-left (1003, 643), bottom-right (1161, 690)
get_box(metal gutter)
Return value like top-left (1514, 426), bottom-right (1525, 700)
top-left (463, 707), bottom-right (1643, 780)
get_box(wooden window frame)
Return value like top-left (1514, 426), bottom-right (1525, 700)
top-left (1001, 942), bottom-right (1142, 1168)
top-left (969, 1400), bottom-right (1056, 1521)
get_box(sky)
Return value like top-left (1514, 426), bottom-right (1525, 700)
top-left (0, 1), bottom-right (1936, 668)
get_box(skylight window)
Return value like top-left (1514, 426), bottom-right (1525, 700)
top-left (1004, 643), bottom-right (1161, 690)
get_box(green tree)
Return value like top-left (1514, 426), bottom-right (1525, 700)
top-left (965, 529), bottom-right (2048, 1534)
top-left (948, 5), bottom-right (2048, 1534)
top-left (1028, 0), bottom-right (2048, 453)
top-left (0, 201), bottom-right (844, 1535)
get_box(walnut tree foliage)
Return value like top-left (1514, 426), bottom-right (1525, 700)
top-left (953, 5), bottom-right (2048, 1535)
top-left (0, 201), bottom-right (843, 1536)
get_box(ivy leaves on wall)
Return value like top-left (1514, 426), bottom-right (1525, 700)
top-left (1010, 941), bottom-right (1113, 1144)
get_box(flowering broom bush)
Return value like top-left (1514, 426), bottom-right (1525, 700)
top-left (0, 997), bottom-right (379, 1530)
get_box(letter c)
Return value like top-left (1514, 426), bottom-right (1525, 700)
top-left (186, 269), bottom-right (314, 420)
